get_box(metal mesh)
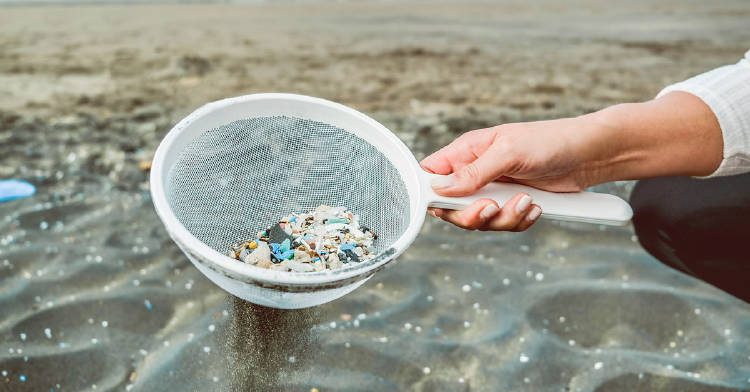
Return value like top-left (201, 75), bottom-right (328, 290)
top-left (165, 116), bottom-right (411, 255)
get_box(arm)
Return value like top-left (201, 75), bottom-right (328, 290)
top-left (422, 48), bottom-right (750, 231)
top-left (576, 91), bottom-right (723, 182)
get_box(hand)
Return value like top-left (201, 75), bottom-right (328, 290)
top-left (420, 117), bottom-right (597, 231)
top-left (420, 92), bottom-right (724, 232)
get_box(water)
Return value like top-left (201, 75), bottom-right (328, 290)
top-left (1, 126), bottom-right (750, 391)
top-left (2, 1), bottom-right (750, 389)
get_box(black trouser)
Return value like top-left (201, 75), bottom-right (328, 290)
top-left (631, 174), bottom-right (750, 302)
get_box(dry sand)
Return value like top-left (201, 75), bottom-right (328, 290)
top-left (1, 1), bottom-right (750, 391)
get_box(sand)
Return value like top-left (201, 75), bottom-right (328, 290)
top-left (1, 1), bottom-right (750, 391)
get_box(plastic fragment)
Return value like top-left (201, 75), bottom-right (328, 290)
top-left (294, 249), bottom-right (312, 263)
top-left (0, 180), bottom-right (35, 203)
top-left (326, 218), bottom-right (349, 224)
top-left (268, 223), bottom-right (294, 244)
top-left (280, 239), bottom-right (291, 253)
top-left (343, 249), bottom-right (360, 262)
top-left (227, 205), bottom-right (376, 272)
top-left (286, 260), bottom-right (314, 272)
top-left (244, 241), bottom-right (272, 267)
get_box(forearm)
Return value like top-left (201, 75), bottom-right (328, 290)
top-left (580, 91), bottom-right (723, 183)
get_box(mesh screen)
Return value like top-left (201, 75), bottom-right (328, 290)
top-left (166, 116), bottom-right (411, 255)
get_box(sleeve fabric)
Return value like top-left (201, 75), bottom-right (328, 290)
top-left (656, 49), bottom-right (750, 178)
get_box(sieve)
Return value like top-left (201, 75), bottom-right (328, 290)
top-left (151, 93), bottom-right (632, 309)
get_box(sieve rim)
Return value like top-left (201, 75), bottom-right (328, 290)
top-left (151, 93), bottom-right (428, 287)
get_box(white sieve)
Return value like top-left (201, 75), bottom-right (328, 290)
top-left (150, 93), bottom-right (632, 309)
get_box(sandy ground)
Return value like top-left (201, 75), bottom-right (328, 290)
top-left (1, 1), bottom-right (750, 391)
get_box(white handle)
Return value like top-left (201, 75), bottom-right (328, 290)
top-left (421, 172), bottom-right (632, 226)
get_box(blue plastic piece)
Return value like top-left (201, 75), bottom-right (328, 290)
top-left (280, 238), bottom-right (291, 252)
top-left (0, 180), bottom-right (35, 203)
top-left (289, 217), bottom-right (296, 222)
top-left (274, 249), bottom-right (294, 260)
top-left (339, 243), bottom-right (356, 251)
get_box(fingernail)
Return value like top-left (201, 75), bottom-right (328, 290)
top-left (515, 194), bottom-right (532, 214)
top-left (427, 209), bottom-right (437, 218)
top-left (430, 174), bottom-right (455, 190)
top-left (479, 204), bottom-right (500, 220)
top-left (526, 206), bottom-right (542, 221)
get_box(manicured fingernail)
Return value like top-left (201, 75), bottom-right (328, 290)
top-left (526, 206), bottom-right (542, 221)
top-left (479, 204), bottom-right (500, 220)
top-left (427, 209), bottom-right (437, 218)
top-left (515, 194), bottom-right (532, 214)
top-left (430, 174), bottom-right (455, 189)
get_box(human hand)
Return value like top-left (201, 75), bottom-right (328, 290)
top-left (420, 92), bottom-right (724, 232)
top-left (420, 117), bottom-right (598, 231)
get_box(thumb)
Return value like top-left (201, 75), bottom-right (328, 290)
top-left (430, 153), bottom-right (508, 197)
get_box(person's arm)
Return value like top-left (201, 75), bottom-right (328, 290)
top-left (576, 91), bottom-right (723, 182)
top-left (421, 50), bottom-right (750, 231)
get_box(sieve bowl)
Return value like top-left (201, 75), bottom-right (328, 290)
top-left (151, 93), bottom-right (632, 309)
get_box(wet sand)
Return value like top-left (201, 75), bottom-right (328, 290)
top-left (2, 1), bottom-right (750, 391)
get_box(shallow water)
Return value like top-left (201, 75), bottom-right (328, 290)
top-left (2, 1), bottom-right (750, 390)
top-left (2, 124), bottom-right (750, 391)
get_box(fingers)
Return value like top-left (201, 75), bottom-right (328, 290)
top-left (430, 199), bottom-right (500, 231)
top-left (426, 193), bottom-right (542, 232)
top-left (429, 151), bottom-right (510, 197)
top-left (420, 146), bottom-right (456, 175)
top-left (512, 204), bottom-right (542, 232)
top-left (420, 132), bottom-right (480, 175)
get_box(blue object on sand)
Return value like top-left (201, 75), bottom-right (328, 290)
top-left (0, 180), bottom-right (35, 203)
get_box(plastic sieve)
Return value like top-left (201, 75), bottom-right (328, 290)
top-left (150, 93), bottom-right (632, 309)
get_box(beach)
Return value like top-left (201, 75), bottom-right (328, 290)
top-left (1, 1), bottom-right (750, 390)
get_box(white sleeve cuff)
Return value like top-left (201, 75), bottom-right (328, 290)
top-left (656, 49), bottom-right (750, 178)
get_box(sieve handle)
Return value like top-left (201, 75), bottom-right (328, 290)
top-left (422, 173), bottom-right (632, 226)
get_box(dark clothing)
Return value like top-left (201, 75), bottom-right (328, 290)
top-left (631, 174), bottom-right (750, 302)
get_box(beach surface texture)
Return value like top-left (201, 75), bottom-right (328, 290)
top-left (1, 1), bottom-right (750, 390)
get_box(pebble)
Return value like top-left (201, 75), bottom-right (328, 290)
top-left (227, 205), bottom-right (377, 271)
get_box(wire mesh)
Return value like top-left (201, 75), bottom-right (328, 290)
top-left (165, 116), bottom-right (411, 255)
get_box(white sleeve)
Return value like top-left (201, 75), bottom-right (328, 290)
top-left (656, 49), bottom-right (750, 178)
